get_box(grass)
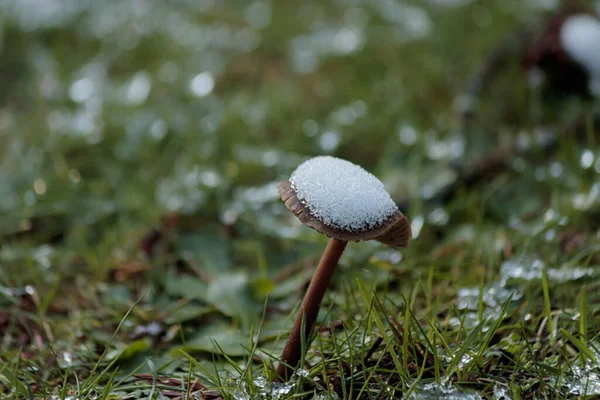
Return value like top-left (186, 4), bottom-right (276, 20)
top-left (1, 0), bottom-right (600, 398)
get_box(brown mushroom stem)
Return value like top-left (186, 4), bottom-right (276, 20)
top-left (276, 238), bottom-right (348, 380)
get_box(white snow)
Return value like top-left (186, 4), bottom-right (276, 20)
top-left (560, 14), bottom-right (600, 96)
top-left (289, 156), bottom-right (398, 232)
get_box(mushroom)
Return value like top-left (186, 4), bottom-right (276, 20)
top-left (526, 8), bottom-right (600, 98)
top-left (275, 156), bottom-right (411, 379)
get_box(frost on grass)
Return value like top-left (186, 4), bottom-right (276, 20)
top-left (232, 374), bottom-right (300, 400)
top-left (554, 366), bottom-right (600, 396)
top-left (289, 156), bottom-right (398, 232)
top-left (499, 254), bottom-right (594, 283)
top-left (493, 383), bottom-right (512, 400)
top-left (409, 383), bottom-right (482, 400)
top-left (560, 14), bottom-right (600, 96)
top-left (451, 252), bottom-right (595, 329)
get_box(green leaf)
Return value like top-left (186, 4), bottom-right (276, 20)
top-left (173, 322), bottom-right (251, 357)
top-left (105, 339), bottom-right (151, 361)
top-left (164, 273), bottom-right (207, 300)
top-left (164, 304), bottom-right (212, 324)
top-left (560, 328), bottom-right (597, 363)
top-left (177, 230), bottom-right (232, 276)
top-left (205, 271), bottom-right (260, 327)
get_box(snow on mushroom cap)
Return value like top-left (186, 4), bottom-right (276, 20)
top-left (289, 156), bottom-right (398, 232)
top-left (560, 14), bottom-right (600, 96)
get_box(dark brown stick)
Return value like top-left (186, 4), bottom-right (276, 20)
top-left (276, 238), bottom-right (348, 380)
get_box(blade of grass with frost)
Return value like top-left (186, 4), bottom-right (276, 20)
top-left (145, 358), bottom-right (159, 400)
top-left (427, 318), bottom-right (453, 356)
top-left (560, 329), bottom-right (597, 362)
top-left (387, 293), bottom-right (422, 378)
top-left (357, 280), bottom-right (407, 386)
top-left (238, 297), bottom-right (268, 382)
top-left (470, 293), bottom-right (513, 374)
top-left (336, 320), bottom-right (363, 391)
top-left (355, 336), bottom-right (395, 399)
top-left (381, 302), bottom-right (410, 375)
top-left (112, 355), bottom-right (156, 389)
top-left (208, 344), bottom-right (227, 392)
top-left (519, 323), bottom-right (550, 395)
top-left (326, 323), bottom-right (350, 399)
top-left (186, 359), bottom-right (194, 400)
top-left (359, 279), bottom-right (376, 340)
top-left (338, 322), bottom-right (361, 398)
top-left (558, 240), bottom-right (600, 269)
top-left (589, 341), bottom-right (600, 360)
top-left (427, 321), bottom-right (454, 382)
top-left (445, 318), bottom-right (488, 377)
top-left (405, 309), bottom-right (442, 382)
top-left (80, 296), bottom-right (144, 397)
top-left (407, 278), bottom-right (420, 311)
top-left (450, 309), bottom-right (470, 349)
top-left (80, 341), bottom-right (121, 396)
top-left (178, 350), bottom-right (220, 389)
top-left (341, 279), bottom-right (361, 327)
top-left (20, 360), bottom-right (41, 399)
top-left (211, 339), bottom-right (244, 376)
top-left (157, 359), bottom-right (179, 374)
top-left (315, 331), bottom-right (334, 398)
top-left (542, 269), bottom-right (554, 341)
top-left (99, 367), bottom-right (119, 400)
top-left (107, 383), bottom-right (187, 396)
top-left (38, 272), bottom-right (62, 318)
top-left (477, 276), bottom-right (485, 323)
top-left (299, 313), bottom-right (308, 373)
top-left (59, 368), bottom-right (70, 399)
top-left (580, 285), bottom-right (587, 339)
top-left (254, 346), bottom-right (282, 371)
top-left (25, 258), bottom-right (43, 291)
top-left (404, 370), bottom-right (425, 399)
top-left (507, 361), bottom-right (522, 400)
top-left (0, 358), bottom-right (30, 398)
top-left (447, 294), bottom-right (513, 375)
top-left (425, 266), bottom-right (435, 318)
top-left (402, 305), bottom-right (410, 377)
top-left (74, 369), bottom-right (81, 397)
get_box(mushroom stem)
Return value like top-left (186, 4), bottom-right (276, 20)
top-left (276, 238), bottom-right (348, 380)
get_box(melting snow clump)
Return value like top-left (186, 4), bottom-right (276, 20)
top-left (233, 375), bottom-right (294, 400)
top-left (554, 366), bottom-right (600, 396)
top-left (289, 156), bottom-right (398, 232)
top-left (493, 383), bottom-right (512, 400)
top-left (500, 254), bottom-right (594, 283)
top-left (409, 383), bottom-right (482, 399)
top-left (560, 14), bottom-right (600, 96)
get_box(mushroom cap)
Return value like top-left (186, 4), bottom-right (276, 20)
top-left (278, 156), bottom-right (411, 247)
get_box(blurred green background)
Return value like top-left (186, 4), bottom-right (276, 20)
top-left (0, 0), bottom-right (561, 245)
